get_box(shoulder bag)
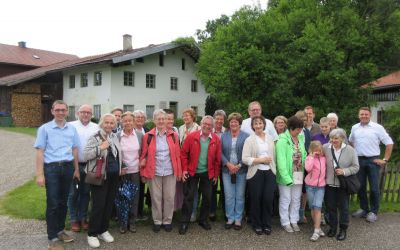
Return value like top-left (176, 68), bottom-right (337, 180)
top-left (331, 147), bottom-right (360, 194)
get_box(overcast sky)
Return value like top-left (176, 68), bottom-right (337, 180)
top-left (1, 0), bottom-right (267, 57)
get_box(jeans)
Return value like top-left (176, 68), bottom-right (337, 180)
top-left (358, 156), bottom-right (381, 214)
top-left (325, 186), bottom-right (349, 230)
top-left (222, 171), bottom-right (246, 222)
top-left (44, 162), bottom-right (74, 240)
top-left (305, 185), bottom-right (325, 210)
top-left (67, 163), bottom-right (90, 223)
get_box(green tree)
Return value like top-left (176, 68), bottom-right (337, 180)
top-left (204, 95), bottom-right (219, 115)
top-left (383, 97), bottom-right (400, 161)
top-left (197, 0), bottom-right (400, 126)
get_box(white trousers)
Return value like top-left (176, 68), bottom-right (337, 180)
top-left (278, 184), bottom-right (302, 226)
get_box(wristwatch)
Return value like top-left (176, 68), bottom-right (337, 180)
top-left (383, 158), bottom-right (388, 163)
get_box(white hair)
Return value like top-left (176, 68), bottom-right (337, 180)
top-left (98, 113), bottom-right (116, 129)
top-left (327, 113), bottom-right (338, 122)
top-left (153, 109), bottom-right (166, 120)
top-left (133, 110), bottom-right (146, 119)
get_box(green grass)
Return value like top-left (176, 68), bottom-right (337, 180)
top-left (0, 127), bottom-right (37, 137)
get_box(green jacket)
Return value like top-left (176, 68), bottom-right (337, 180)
top-left (275, 130), bottom-right (307, 186)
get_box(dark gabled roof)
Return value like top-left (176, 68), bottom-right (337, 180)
top-left (0, 43), bottom-right (78, 67)
top-left (365, 71), bottom-right (400, 91)
top-left (0, 42), bottom-right (200, 87)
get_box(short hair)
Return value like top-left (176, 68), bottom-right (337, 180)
top-left (78, 104), bottom-right (92, 112)
top-left (273, 115), bottom-right (287, 126)
top-left (309, 140), bottom-right (323, 154)
top-left (153, 109), bottom-right (166, 120)
top-left (359, 107), bottom-right (371, 113)
top-left (98, 113), bottom-right (116, 129)
top-left (327, 113), bottom-right (338, 122)
top-left (319, 117), bottom-right (329, 124)
top-left (201, 115), bottom-right (214, 126)
top-left (248, 101), bottom-right (262, 111)
top-left (329, 128), bottom-right (347, 141)
top-left (111, 107), bottom-right (123, 114)
top-left (182, 108), bottom-right (196, 121)
top-left (251, 115), bottom-right (266, 131)
top-left (133, 110), bottom-right (146, 119)
top-left (121, 111), bottom-right (134, 120)
top-left (287, 116), bottom-right (304, 130)
top-left (227, 112), bottom-right (243, 125)
top-left (304, 105), bottom-right (314, 112)
top-left (295, 110), bottom-right (307, 119)
top-left (52, 100), bottom-right (68, 109)
top-left (213, 109), bottom-right (226, 118)
top-left (164, 109), bottom-right (174, 115)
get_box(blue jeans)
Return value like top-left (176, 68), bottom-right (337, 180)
top-left (358, 156), bottom-right (381, 214)
top-left (222, 171), bottom-right (246, 222)
top-left (305, 185), bottom-right (325, 210)
top-left (44, 162), bottom-right (74, 240)
top-left (67, 163), bottom-right (90, 223)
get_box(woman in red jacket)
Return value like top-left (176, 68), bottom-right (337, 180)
top-left (140, 109), bottom-right (182, 233)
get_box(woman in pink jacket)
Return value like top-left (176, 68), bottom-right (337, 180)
top-left (305, 141), bottom-right (326, 242)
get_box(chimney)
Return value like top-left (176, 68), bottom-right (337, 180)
top-left (18, 41), bottom-right (26, 48)
top-left (123, 34), bottom-right (132, 51)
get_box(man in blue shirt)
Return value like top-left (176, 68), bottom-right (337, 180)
top-left (34, 100), bottom-right (80, 250)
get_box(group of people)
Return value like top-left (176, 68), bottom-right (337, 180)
top-left (34, 100), bottom-right (393, 250)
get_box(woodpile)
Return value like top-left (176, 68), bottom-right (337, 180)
top-left (11, 83), bottom-right (42, 127)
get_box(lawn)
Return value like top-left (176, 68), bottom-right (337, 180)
top-left (0, 127), bottom-right (37, 137)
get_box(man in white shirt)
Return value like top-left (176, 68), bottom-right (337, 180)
top-left (241, 101), bottom-right (278, 141)
top-left (67, 104), bottom-right (99, 232)
top-left (349, 107), bottom-right (393, 223)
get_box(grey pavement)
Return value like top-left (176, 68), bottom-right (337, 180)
top-left (0, 130), bottom-right (399, 250)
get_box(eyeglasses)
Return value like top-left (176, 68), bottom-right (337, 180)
top-left (250, 109), bottom-right (261, 112)
top-left (79, 111), bottom-right (92, 115)
top-left (54, 109), bottom-right (67, 113)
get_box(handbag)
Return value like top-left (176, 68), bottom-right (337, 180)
top-left (331, 147), bottom-right (360, 194)
top-left (293, 171), bottom-right (304, 185)
top-left (85, 132), bottom-right (106, 186)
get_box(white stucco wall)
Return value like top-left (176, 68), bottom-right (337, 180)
top-left (371, 101), bottom-right (396, 123)
top-left (63, 48), bottom-right (208, 119)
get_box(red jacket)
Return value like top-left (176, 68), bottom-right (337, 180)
top-left (180, 130), bottom-right (221, 179)
top-left (140, 128), bottom-right (182, 179)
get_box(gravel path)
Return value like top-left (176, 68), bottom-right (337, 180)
top-left (0, 130), bottom-right (399, 250)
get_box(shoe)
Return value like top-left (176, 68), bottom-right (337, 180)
top-left (81, 220), bottom-right (89, 230)
top-left (129, 224), bottom-right (137, 233)
top-left (71, 222), bottom-right (81, 232)
top-left (179, 224), bottom-right (188, 235)
top-left (234, 223), bottom-right (242, 231)
top-left (58, 232), bottom-right (74, 242)
top-left (164, 224), bottom-right (173, 232)
top-left (352, 209), bottom-right (367, 218)
top-left (135, 215), bottom-right (148, 222)
top-left (366, 212), bottom-right (377, 223)
top-left (190, 213), bottom-right (197, 222)
top-left (310, 232), bottom-right (320, 242)
top-left (225, 220), bottom-right (234, 230)
top-left (119, 226), bottom-right (127, 234)
top-left (327, 228), bottom-right (337, 237)
top-left (263, 228), bottom-right (271, 235)
top-left (98, 231), bottom-right (114, 243)
top-left (291, 223), bottom-right (300, 232)
top-left (198, 221), bottom-right (211, 230)
top-left (336, 229), bottom-right (347, 241)
top-left (254, 228), bottom-right (263, 235)
top-left (318, 228), bottom-right (325, 237)
top-left (282, 224), bottom-right (294, 233)
top-left (87, 236), bottom-right (100, 248)
top-left (152, 224), bottom-right (161, 233)
top-left (209, 214), bottom-right (217, 222)
top-left (48, 241), bottom-right (63, 250)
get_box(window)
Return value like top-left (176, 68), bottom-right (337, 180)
top-left (159, 53), bottom-right (164, 66)
top-left (191, 80), bottom-right (198, 92)
top-left (124, 71), bottom-right (134, 86)
top-left (69, 75), bottom-right (75, 89)
top-left (123, 105), bottom-right (134, 112)
top-left (146, 74), bottom-right (156, 88)
top-left (181, 58), bottom-right (186, 70)
top-left (93, 105), bottom-right (101, 120)
top-left (191, 106), bottom-right (198, 115)
top-left (170, 77), bottom-right (178, 90)
top-left (136, 58), bottom-right (144, 63)
top-left (94, 71), bottom-right (102, 86)
top-left (146, 105), bottom-right (155, 119)
top-left (68, 106), bottom-right (75, 121)
top-left (80, 73), bottom-right (88, 87)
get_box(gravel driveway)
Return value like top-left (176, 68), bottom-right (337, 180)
top-left (0, 130), bottom-right (399, 250)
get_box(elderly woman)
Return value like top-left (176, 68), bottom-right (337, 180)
top-left (221, 113), bottom-right (249, 230)
top-left (140, 109), bottom-right (182, 233)
top-left (327, 113), bottom-right (339, 130)
top-left (84, 114), bottom-right (122, 248)
top-left (178, 108), bottom-right (200, 145)
top-left (276, 116), bottom-right (307, 233)
top-left (323, 128), bottom-right (359, 241)
top-left (312, 117), bottom-right (330, 145)
top-left (117, 112), bottom-right (143, 233)
top-left (273, 115), bottom-right (288, 135)
top-left (242, 115), bottom-right (276, 235)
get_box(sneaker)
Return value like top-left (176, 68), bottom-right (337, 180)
top-left (282, 224), bottom-right (294, 233)
top-left (291, 223), bottom-right (301, 232)
top-left (318, 228), bottom-right (325, 237)
top-left (71, 222), bottom-right (81, 232)
top-left (366, 212), bottom-right (377, 223)
top-left (87, 236), bottom-right (100, 248)
top-left (98, 231), bottom-right (114, 243)
top-left (352, 209), bottom-right (367, 218)
top-left (57, 232), bottom-right (74, 242)
top-left (310, 232), bottom-right (320, 242)
top-left (48, 241), bottom-right (63, 250)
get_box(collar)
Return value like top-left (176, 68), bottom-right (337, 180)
top-left (329, 143), bottom-right (347, 150)
top-left (51, 119), bottom-right (67, 129)
top-left (121, 129), bottom-right (136, 137)
top-left (156, 128), bottom-right (167, 136)
top-left (200, 130), bottom-right (213, 139)
top-left (360, 121), bottom-right (372, 127)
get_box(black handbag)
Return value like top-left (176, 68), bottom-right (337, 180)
top-left (331, 147), bottom-right (360, 194)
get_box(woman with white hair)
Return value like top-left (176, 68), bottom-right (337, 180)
top-left (326, 113), bottom-right (339, 131)
top-left (84, 113), bottom-right (123, 248)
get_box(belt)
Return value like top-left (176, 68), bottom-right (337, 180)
top-left (46, 161), bottom-right (73, 166)
top-left (359, 156), bottom-right (379, 159)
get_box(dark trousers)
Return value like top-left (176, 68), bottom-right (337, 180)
top-left (181, 172), bottom-right (212, 224)
top-left (358, 156), bottom-right (381, 214)
top-left (325, 186), bottom-right (349, 231)
top-left (210, 171), bottom-right (225, 215)
top-left (44, 162), bottom-right (74, 240)
top-left (248, 169), bottom-right (276, 230)
top-left (67, 163), bottom-right (90, 223)
top-left (88, 173), bottom-right (119, 236)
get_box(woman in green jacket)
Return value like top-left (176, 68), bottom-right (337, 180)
top-left (276, 116), bottom-right (307, 233)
